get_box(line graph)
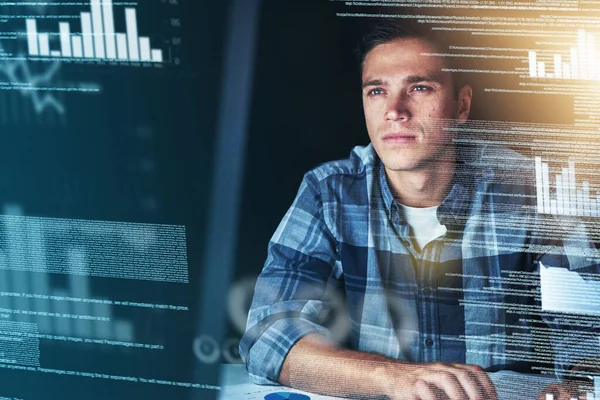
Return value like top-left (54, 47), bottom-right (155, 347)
top-left (0, 55), bottom-right (65, 116)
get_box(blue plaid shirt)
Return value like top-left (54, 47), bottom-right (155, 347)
top-left (240, 143), bottom-right (600, 385)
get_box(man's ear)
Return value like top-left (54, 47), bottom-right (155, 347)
top-left (456, 84), bottom-right (472, 124)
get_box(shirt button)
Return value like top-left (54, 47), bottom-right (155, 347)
top-left (422, 287), bottom-right (432, 295)
top-left (425, 338), bottom-right (434, 347)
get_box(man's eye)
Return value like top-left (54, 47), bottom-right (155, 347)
top-left (368, 88), bottom-right (384, 96)
top-left (412, 85), bottom-right (432, 92)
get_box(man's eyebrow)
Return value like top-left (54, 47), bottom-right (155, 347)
top-left (361, 79), bottom-right (385, 89)
top-left (404, 75), bottom-right (440, 84)
top-left (361, 75), bottom-right (442, 89)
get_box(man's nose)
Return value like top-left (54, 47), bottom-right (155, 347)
top-left (385, 92), bottom-right (411, 122)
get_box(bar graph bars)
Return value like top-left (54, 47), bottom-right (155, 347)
top-left (0, 205), bottom-right (134, 342)
top-left (535, 157), bottom-right (599, 217)
top-left (25, 0), bottom-right (163, 63)
top-left (529, 29), bottom-right (599, 80)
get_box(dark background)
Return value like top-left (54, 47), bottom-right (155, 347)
top-left (235, 0), bottom-right (367, 284)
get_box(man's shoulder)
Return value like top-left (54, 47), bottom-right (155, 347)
top-left (478, 144), bottom-right (531, 165)
top-left (474, 144), bottom-right (534, 182)
top-left (299, 145), bottom-right (376, 212)
top-left (306, 144), bottom-right (376, 183)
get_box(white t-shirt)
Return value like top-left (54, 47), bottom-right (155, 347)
top-left (400, 204), bottom-right (447, 250)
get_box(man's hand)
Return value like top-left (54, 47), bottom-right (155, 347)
top-left (537, 380), bottom-right (594, 400)
top-left (281, 334), bottom-right (498, 399)
top-left (382, 361), bottom-right (498, 400)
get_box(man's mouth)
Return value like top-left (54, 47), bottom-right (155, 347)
top-left (381, 133), bottom-right (417, 144)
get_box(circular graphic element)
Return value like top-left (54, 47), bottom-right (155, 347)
top-left (222, 337), bottom-right (243, 364)
top-left (317, 286), bottom-right (351, 344)
top-left (192, 334), bottom-right (220, 364)
top-left (264, 393), bottom-right (311, 400)
top-left (227, 276), bottom-right (257, 335)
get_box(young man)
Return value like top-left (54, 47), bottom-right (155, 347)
top-left (240, 24), bottom-right (599, 400)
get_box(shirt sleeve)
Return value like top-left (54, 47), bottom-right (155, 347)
top-left (239, 171), bottom-right (340, 385)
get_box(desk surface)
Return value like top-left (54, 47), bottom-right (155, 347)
top-left (219, 364), bottom-right (571, 400)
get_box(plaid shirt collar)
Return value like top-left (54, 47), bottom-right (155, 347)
top-left (374, 143), bottom-right (495, 230)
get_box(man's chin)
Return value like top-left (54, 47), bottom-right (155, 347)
top-left (382, 161), bottom-right (420, 172)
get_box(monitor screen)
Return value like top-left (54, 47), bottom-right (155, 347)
top-left (0, 1), bottom-right (231, 399)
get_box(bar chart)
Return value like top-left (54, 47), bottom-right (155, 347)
top-left (26, 0), bottom-right (163, 63)
top-left (529, 29), bottom-right (599, 80)
top-left (535, 157), bottom-right (600, 217)
top-left (0, 205), bottom-right (134, 342)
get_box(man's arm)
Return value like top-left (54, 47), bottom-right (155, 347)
top-left (280, 333), bottom-right (497, 400)
top-left (239, 171), bottom-right (342, 384)
top-left (241, 170), bottom-right (498, 399)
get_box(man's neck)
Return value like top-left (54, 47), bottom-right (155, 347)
top-left (385, 160), bottom-right (456, 208)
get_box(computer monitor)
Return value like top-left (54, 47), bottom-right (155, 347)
top-left (0, 1), bottom-right (248, 399)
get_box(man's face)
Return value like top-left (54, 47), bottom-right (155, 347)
top-left (362, 38), bottom-right (471, 172)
